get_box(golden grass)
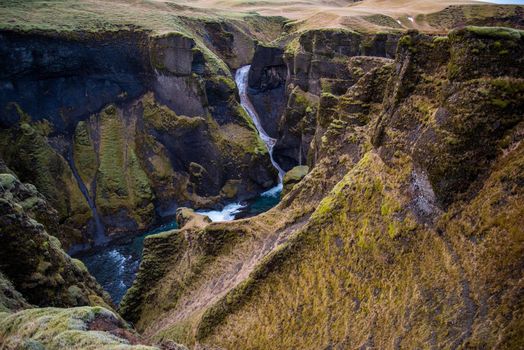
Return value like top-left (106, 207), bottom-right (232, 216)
top-left (0, 0), bottom-right (502, 35)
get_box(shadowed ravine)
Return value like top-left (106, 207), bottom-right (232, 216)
top-left (78, 65), bottom-right (283, 303)
top-left (2, 2), bottom-right (523, 347)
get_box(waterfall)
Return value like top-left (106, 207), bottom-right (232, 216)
top-left (235, 66), bottom-right (285, 185)
top-left (67, 146), bottom-right (107, 246)
top-left (198, 66), bottom-right (284, 222)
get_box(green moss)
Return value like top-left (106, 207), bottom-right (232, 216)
top-left (461, 26), bottom-right (524, 40)
top-left (398, 35), bottom-right (413, 48)
top-left (0, 306), bottom-right (157, 349)
top-left (72, 259), bottom-right (89, 274)
top-left (95, 103), bottom-right (154, 227)
top-left (491, 98), bottom-right (510, 108)
top-left (0, 117), bottom-right (91, 236)
top-left (73, 121), bottom-right (97, 193)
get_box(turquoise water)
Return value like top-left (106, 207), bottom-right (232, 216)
top-left (78, 189), bottom-right (280, 304)
top-left (236, 186), bottom-right (281, 219)
top-left (81, 65), bottom-right (284, 305)
top-left (77, 221), bottom-right (178, 304)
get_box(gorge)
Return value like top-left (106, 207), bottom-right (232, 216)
top-left (79, 65), bottom-right (284, 304)
top-left (0, 1), bottom-right (523, 349)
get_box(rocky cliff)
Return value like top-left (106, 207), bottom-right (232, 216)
top-left (123, 26), bottom-right (524, 349)
top-left (248, 29), bottom-right (400, 171)
top-left (0, 22), bottom-right (279, 249)
top-left (1, 0), bottom-right (523, 348)
top-left (0, 168), bottom-right (112, 308)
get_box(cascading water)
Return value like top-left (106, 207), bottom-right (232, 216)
top-left (79, 65), bottom-right (285, 302)
top-left (199, 66), bottom-right (285, 222)
top-left (235, 65), bottom-right (286, 185)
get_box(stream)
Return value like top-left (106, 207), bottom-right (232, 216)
top-left (77, 65), bottom-right (283, 304)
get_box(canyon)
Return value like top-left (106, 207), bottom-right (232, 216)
top-left (0, 0), bottom-right (523, 349)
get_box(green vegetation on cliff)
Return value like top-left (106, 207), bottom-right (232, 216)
top-left (0, 306), bottom-right (158, 349)
top-left (122, 26), bottom-right (524, 349)
top-left (0, 116), bottom-right (90, 248)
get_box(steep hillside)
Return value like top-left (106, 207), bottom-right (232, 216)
top-left (0, 166), bottom-right (163, 349)
top-left (123, 27), bottom-right (524, 349)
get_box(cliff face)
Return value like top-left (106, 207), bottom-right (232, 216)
top-left (0, 27), bottom-right (277, 248)
top-left (0, 164), bottom-right (163, 349)
top-left (123, 27), bottom-right (524, 349)
top-left (250, 29), bottom-right (400, 171)
top-left (0, 170), bottom-right (112, 308)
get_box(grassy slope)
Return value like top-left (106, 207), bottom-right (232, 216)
top-left (120, 26), bottom-right (524, 348)
top-left (201, 144), bottom-right (523, 349)
top-left (1, 0), bottom-right (520, 36)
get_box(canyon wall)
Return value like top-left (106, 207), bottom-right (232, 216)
top-left (124, 26), bottom-right (524, 349)
top-left (0, 24), bottom-right (279, 249)
top-left (248, 29), bottom-right (400, 171)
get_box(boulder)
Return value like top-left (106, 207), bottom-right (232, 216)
top-left (282, 165), bottom-right (309, 196)
top-left (175, 207), bottom-right (212, 230)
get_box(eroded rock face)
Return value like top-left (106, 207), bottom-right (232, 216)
top-left (0, 272), bottom-right (29, 313)
top-left (373, 27), bottom-right (524, 206)
top-left (0, 121), bottom-right (92, 249)
top-left (247, 44), bottom-right (287, 137)
top-left (0, 30), bottom-right (150, 132)
top-left (0, 29), bottom-right (276, 246)
top-left (270, 30), bottom-right (400, 170)
top-left (0, 171), bottom-right (111, 308)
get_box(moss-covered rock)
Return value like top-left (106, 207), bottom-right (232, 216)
top-left (282, 165), bottom-right (309, 196)
top-left (0, 172), bottom-right (112, 309)
top-left (0, 118), bottom-right (90, 249)
top-left (175, 207), bottom-right (211, 230)
top-left (272, 29), bottom-right (398, 171)
top-left (95, 105), bottom-right (155, 235)
top-left (0, 272), bottom-right (29, 314)
top-left (123, 26), bottom-right (524, 349)
top-left (0, 306), bottom-right (158, 349)
top-left (374, 29), bottom-right (524, 206)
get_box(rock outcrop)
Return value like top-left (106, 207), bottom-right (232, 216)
top-left (0, 306), bottom-right (158, 349)
top-left (0, 171), bottom-right (112, 309)
top-left (0, 166), bottom-right (159, 348)
top-left (0, 27), bottom-right (277, 248)
top-left (123, 26), bottom-right (524, 349)
top-left (1, 1), bottom-right (524, 348)
top-left (282, 165), bottom-right (309, 196)
top-left (247, 44), bottom-right (288, 137)
top-left (246, 30), bottom-right (398, 171)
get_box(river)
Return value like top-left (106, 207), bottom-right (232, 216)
top-left (78, 65), bottom-right (283, 304)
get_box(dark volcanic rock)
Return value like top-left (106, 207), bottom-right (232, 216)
top-left (0, 30), bottom-right (150, 133)
top-left (268, 29), bottom-right (401, 170)
top-left (247, 44), bottom-right (287, 137)
top-left (0, 29), bottom-right (276, 246)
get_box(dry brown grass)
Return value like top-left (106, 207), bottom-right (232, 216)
top-left (0, 0), bottom-right (497, 34)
